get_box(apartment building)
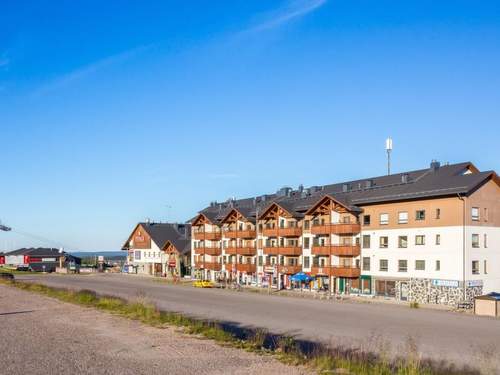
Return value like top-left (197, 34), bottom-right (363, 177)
top-left (191, 161), bottom-right (499, 304)
top-left (122, 222), bottom-right (191, 277)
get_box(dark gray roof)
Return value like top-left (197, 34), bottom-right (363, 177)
top-left (195, 162), bottom-right (497, 220)
top-left (4, 247), bottom-right (79, 260)
top-left (125, 223), bottom-right (191, 255)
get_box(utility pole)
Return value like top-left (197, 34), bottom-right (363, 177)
top-left (386, 137), bottom-right (393, 175)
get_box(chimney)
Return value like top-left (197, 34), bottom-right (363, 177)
top-left (430, 160), bottom-right (441, 172)
top-left (401, 173), bottom-right (409, 183)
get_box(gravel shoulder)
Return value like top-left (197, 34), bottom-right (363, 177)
top-left (0, 284), bottom-right (306, 375)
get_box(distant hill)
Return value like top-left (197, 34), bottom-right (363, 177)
top-left (70, 251), bottom-right (126, 260)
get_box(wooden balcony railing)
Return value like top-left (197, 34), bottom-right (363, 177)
top-left (277, 264), bottom-right (302, 274)
top-left (224, 246), bottom-right (256, 256)
top-left (224, 229), bottom-right (257, 239)
top-left (194, 261), bottom-right (222, 271)
top-left (236, 263), bottom-right (257, 273)
top-left (262, 227), bottom-right (302, 237)
top-left (194, 246), bottom-right (221, 256)
top-left (311, 223), bottom-right (360, 235)
top-left (311, 244), bottom-right (361, 257)
top-left (262, 246), bottom-right (302, 256)
top-left (193, 230), bottom-right (222, 241)
top-left (310, 265), bottom-right (360, 278)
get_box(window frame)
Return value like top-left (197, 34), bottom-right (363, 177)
top-left (471, 207), bottom-right (480, 221)
top-left (415, 235), bottom-right (425, 245)
top-left (415, 260), bottom-right (425, 271)
top-left (379, 259), bottom-right (388, 272)
top-left (472, 260), bottom-right (480, 275)
top-left (379, 236), bottom-right (389, 248)
top-left (398, 211), bottom-right (408, 224)
top-left (415, 210), bottom-right (426, 221)
top-left (472, 233), bottom-right (480, 248)
top-left (398, 235), bottom-right (408, 248)
top-left (379, 213), bottom-right (389, 225)
top-left (398, 259), bottom-right (408, 272)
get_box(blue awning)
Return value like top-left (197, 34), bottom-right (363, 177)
top-left (290, 272), bottom-right (314, 282)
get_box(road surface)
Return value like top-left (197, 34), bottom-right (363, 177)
top-left (0, 284), bottom-right (304, 375)
top-left (16, 274), bottom-right (500, 370)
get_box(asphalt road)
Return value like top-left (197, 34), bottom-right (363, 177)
top-left (16, 274), bottom-right (500, 370)
top-left (0, 284), bottom-right (304, 375)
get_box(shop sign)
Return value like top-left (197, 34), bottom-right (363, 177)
top-left (168, 260), bottom-right (176, 267)
top-left (466, 280), bottom-right (483, 287)
top-left (432, 279), bottom-right (459, 288)
top-left (41, 258), bottom-right (56, 262)
top-left (264, 266), bottom-right (274, 273)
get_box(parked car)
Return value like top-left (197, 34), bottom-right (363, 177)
top-left (0, 272), bottom-right (14, 280)
top-left (193, 280), bottom-right (214, 288)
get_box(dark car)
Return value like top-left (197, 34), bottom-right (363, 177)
top-left (0, 272), bottom-right (14, 280)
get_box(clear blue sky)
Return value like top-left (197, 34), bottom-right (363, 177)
top-left (1, 1), bottom-right (499, 251)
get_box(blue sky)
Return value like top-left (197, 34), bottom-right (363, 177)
top-left (1, 0), bottom-right (499, 251)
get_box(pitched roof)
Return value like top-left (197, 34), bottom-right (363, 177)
top-left (194, 161), bottom-right (497, 220)
top-left (4, 247), bottom-right (79, 260)
top-left (123, 223), bottom-right (191, 254)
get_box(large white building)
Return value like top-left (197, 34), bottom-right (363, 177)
top-left (190, 161), bottom-right (499, 305)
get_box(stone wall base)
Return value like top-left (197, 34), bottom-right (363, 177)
top-left (395, 278), bottom-right (482, 306)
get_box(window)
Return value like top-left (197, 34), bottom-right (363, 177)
top-left (398, 260), bottom-right (408, 272)
top-left (303, 256), bottom-right (310, 268)
top-left (436, 234), bottom-right (441, 245)
top-left (415, 235), bottom-right (425, 245)
top-left (471, 207), bottom-right (480, 221)
top-left (398, 211), bottom-right (408, 224)
top-left (415, 210), bottom-right (425, 220)
top-left (484, 260), bottom-right (488, 274)
top-left (484, 234), bottom-right (488, 248)
top-left (415, 260), bottom-right (425, 271)
top-left (362, 235), bottom-right (371, 249)
top-left (258, 256), bottom-right (263, 266)
top-left (303, 220), bottom-right (310, 230)
top-left (472, 234), bottom-right (479, 248)
top-left (379, 259), bottom-right (388, 272)
top-left (435, 208), bottom-right (441, 219)
top-left (472, 260), bottom-right (479, 275)
top-left (362, 257), bottom-right (370, 271)
top-left (398, 236), bottom-right (408, 248)
top-left (303, 237), bottom-right (310, 249)
top-left (379, 236), bottom-right (388, 248)
top-left (436, 260), bottom-right (441, 271)
top-left (363, 215), bottom-right (371, 226)
top-left (484, 208), bottom-right (488, 222)
top-left (134, 251), bottom-right (141, 260)
top-left (379, 213), bottom-right (389, 225)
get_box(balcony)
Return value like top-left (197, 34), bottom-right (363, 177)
top-left (224, 246), bottom-right (256, 256)
top-left (193, 230), bottom-right (222, 241)
top-left (332, 266), bottom-right (360, 278)
top-left (194, 261), bottom-right (222, 271)
top-left (311, 223), bottom-right (360, 235)
top-left (262, 227), bottom-right (279, 237)
top-left (311, 244), bottom-right (361, 257)
top-left (277, 264), bottom-right (302, 274)
top-left (236, 263), bottom-right (257, 273)
top-left (194, 246), bottom-right (221, 256)
top-left (262, 246), bottom-right (302, 256)
top-left (310, 266), bottom-right (360, 278)
top-left (224, 229), bottom-right (257, 239)
top-left (262, 227), bottom-right (302, 237)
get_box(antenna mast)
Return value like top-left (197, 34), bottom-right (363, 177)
top-left (385, 137), bottom-right (393, 175)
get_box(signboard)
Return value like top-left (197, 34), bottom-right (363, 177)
top-left (467, 280), bottom-right (483, 288)
top-left (264, 266), bottom-right (274, 273)
top-left (98, 256), bottom-right (104, 263)
top-left (168, 260), bottom-right (176, 267)
top-left (41, 258), bottom-right (56, 262)
top-left (432, 279), bottom-right (459, 288)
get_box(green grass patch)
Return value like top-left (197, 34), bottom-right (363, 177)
top-left (0, 279), bottom-right (473, 375)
